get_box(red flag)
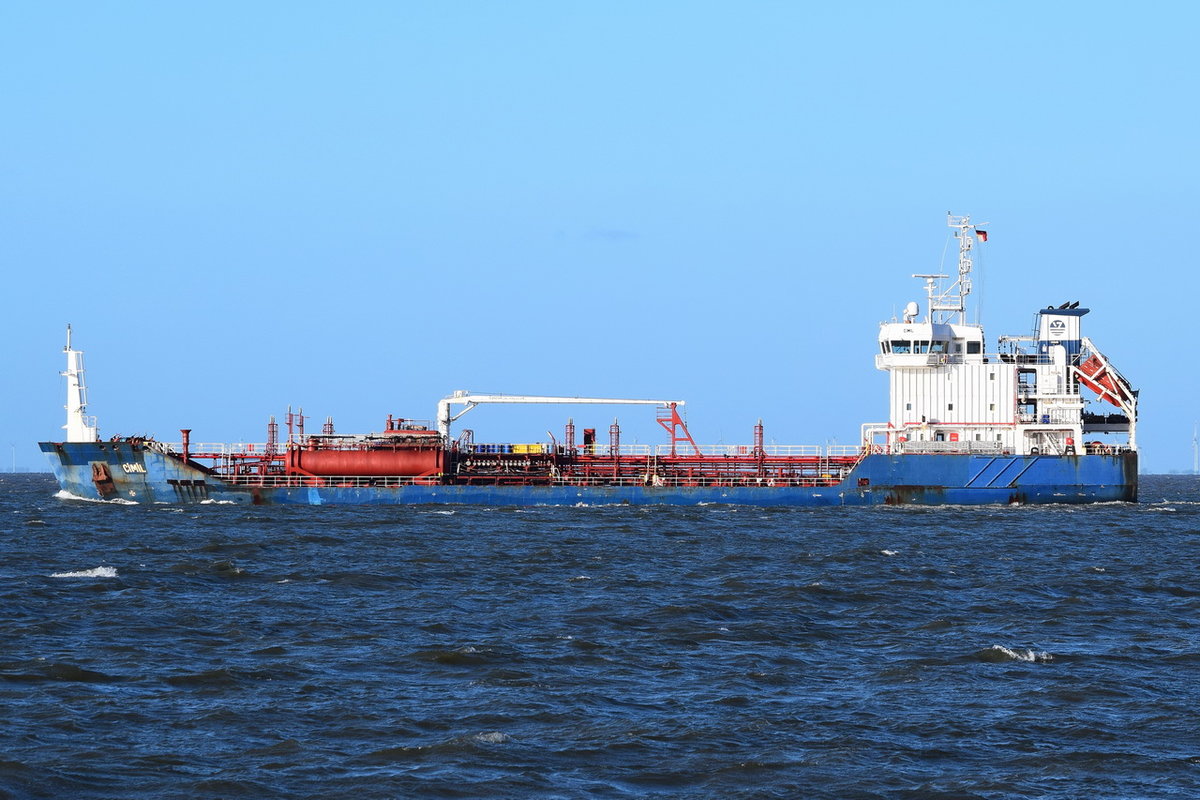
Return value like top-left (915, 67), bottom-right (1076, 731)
top-left (976, 229), bottom-right (988, 241)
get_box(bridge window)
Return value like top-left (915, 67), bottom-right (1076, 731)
top-left (915, 341), bottom-right (931, 354)
top-left (931, 341), bottom-right (948, 354)
top-left (890, 340), bottom-right (912, 354)
top-left (967, 341), bottom-right (982, 354)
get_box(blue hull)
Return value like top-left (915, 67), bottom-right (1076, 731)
top-left (40, 442), bottom-right (1138, 506)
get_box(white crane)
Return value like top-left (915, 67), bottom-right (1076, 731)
top-left (436, 391), bottom-right (683, 439)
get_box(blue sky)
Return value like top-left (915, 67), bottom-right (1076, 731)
top-left (2, 2), bottom-right (1197, 471)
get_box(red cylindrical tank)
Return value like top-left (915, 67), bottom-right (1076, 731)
top-left (290, 447), bottom-right (443, 476)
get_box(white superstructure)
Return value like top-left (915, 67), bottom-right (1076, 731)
top-left (864, 215), bottom-right (1137, 457)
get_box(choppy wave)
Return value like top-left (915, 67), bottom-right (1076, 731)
top-left (54, 489), bottom-right (137, 505)
top-left (978, 644), bottom-right (1054, 663)
top-left (50, 566), bottom-right (118, 579)
top-left (4, 472), bottom-right (1199, 799)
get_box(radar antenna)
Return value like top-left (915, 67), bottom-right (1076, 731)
top-left (912, 213), bottom-right (988, 324)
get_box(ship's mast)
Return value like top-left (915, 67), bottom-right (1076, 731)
top-left (919, 213), bottom-right (984, 325)
top-left (62, 325), bottom-right (99, 442)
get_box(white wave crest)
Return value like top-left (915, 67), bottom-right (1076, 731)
top-left (881, 549), bottom-right (899, 556)
top-left (984, 644), bottom-right (1053, 663)
top-left (54, 490), bottom-right (137, 505)
top-left (51, 566), bottom-right (118, 579)
top-left (473, 731), bottom-right (510, 744)
top-left (198, 499), bottom-right (236, 505)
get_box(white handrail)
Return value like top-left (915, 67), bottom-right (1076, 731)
top-left (162, 441), bottom-right (866, 458)
top-left (221, 473), bottom-right (853, 489)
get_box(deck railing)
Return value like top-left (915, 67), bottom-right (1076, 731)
top-left (161, 441), bottom-right (866, 459)
top-left (220, 473), bottom-right (850, 489)
top-left (895, 441), bottom-right (1005, 455)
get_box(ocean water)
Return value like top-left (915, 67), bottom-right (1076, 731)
top-left (2, 473), bottom-right (1198, 799)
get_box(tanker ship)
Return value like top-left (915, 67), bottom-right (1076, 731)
top-left (40, 215), bottom-right (1139, 506)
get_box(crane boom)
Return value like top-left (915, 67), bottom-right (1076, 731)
top-left (437, 391), bottom-right (684, 438)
